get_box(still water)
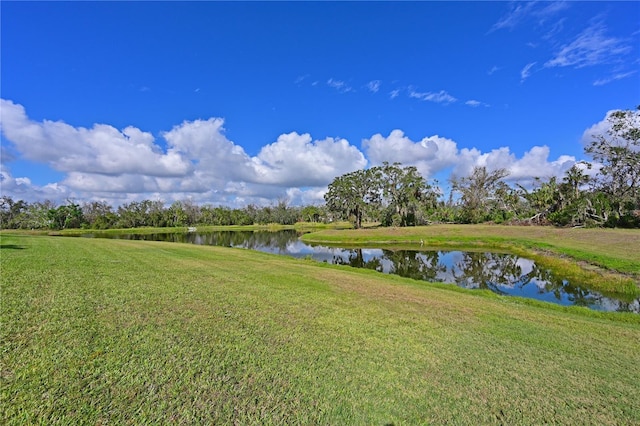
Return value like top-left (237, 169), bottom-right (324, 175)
top-left (85, 230), bottom-right (639, 313)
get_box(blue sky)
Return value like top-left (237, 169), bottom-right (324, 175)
top-left (1, 1), bottom-right (639, 207)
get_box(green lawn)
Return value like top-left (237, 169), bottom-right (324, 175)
top-left (2, 234), bottom-right (639, 424)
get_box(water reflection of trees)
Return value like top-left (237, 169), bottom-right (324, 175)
top-left (386, 250), bottom-right (446, 282)
top-left (448, 252), bottom-right (640, 312)
top-left (114, 230), bottom-right (299, 253)
top-left (451, 252), bottom-right (525, 294)
top-left (332, 249), bottom-right (383, 272)
top-left (189, 230), bottom-right (297, 252)
top-left (450, 251), bottom-right (595, 301)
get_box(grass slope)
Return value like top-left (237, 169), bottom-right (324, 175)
top-left (2, 235), bottom-right (639, 424)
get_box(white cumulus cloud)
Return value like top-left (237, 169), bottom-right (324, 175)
top-left (162, 118), bottom-right (255, 183)
top-left (252, 132), bottom-right (367, 187)
top-left (0, 99), bottom-right (368, 205)
top-left (0, 167), bottom-right (70, 200)
top-left (363, 130), bottom-right (576, 187)
top-left (0, 99), bottom-right (192, 177)
top-left (363, 130), bottom-right (459, 177)
top-left (453, 145), bottom-right (575, 184)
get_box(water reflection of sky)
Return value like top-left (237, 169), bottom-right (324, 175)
top-left (87, 230), bottom-right (640, 314)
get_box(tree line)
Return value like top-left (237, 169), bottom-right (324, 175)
top-left (0, 197), bottom-right (322, 230)
top-left (1, 108), bottom-right (638, 230)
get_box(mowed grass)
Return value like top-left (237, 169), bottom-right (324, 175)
top-left (2, 234), bottom-right (640, 425)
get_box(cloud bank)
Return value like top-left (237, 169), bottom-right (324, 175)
top-left (2, 98), bottom-right (579, 206)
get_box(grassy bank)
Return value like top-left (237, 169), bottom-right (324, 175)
top-left (2, 234), bottom-right (639, 424)
top-left (301, 225), bottom-right (640, 296)
top-left (42, 221), bottom-right (354, 237)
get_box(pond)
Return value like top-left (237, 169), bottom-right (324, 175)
top-left (82, 230), bottom-right (639, 313)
